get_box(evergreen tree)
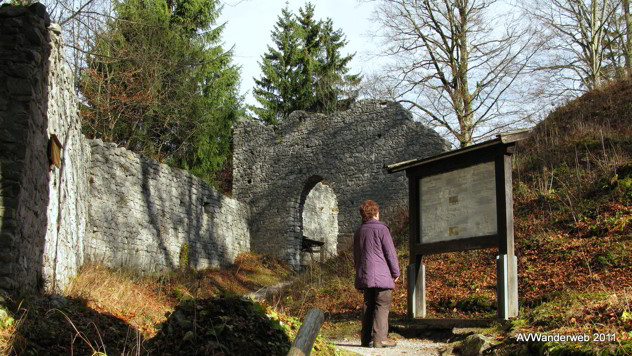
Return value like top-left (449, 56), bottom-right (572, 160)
top-left (252, 2), bottom-right (360, 124)
top-left (80, 0), bottom-right (241, 181)
top-left (251, 5), bottom-right (301, 125)
top-left (314, 19), bottom-right (361, 114)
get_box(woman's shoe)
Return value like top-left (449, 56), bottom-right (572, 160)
top-left (373, 340), bottom-right (397, 348)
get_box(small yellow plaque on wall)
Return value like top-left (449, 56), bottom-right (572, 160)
top-left (49, 134), bottom-right (63, 169)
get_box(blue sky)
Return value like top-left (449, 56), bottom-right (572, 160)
top-left (218, 0), bottom-right (382, 107)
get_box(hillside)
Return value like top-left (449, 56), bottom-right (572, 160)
top-left (275, 78), bottom-right (632, 355)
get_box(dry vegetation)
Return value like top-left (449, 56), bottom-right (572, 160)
top-left (0, 254), bottom-right (298, 355)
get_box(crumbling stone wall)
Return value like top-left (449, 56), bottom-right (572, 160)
top-left (86, 140), bottom-right (251, 272)
top-left (41, 20), bottom-right (92, 293)
top-left (233, 101), bottom-right (450, 267)
top-left (0, 3), bottom-right (91, 293)
top-left (0, 4), bottom-right (250, 293)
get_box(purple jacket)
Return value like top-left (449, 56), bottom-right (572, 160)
top-left (353, 219), bottom-right (400, 290)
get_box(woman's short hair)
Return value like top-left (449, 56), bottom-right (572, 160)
top-left (359, 200), bottom-right (380, 222)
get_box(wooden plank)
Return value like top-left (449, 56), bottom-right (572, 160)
top-left (407, 264), bottom-right (416, 318)
top-left (404, 145), bottom-right (498, 179)
top-left (495, 150), bottom-right (515, 256)
top-left (391, 318), bottom-right (500, 330)
top-left (287, 308), bottom-right (324, 356)
top-left (386, 130), bottom-right (529, 173)
top-left (408, 173), bottom-right (420, 250)
top-left (416, 257), bottom-right (426, 318)
top-left (411, 235), bottom-right (497, 256)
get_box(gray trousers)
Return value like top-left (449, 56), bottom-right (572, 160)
top-left (361, 288), bottom-right (393, 344)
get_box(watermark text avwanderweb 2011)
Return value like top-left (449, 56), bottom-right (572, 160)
top-left (515, 333), bottom-right (617, 343)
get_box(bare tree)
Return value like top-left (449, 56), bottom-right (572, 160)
top-left (365, 0), bottom-right (537, 147)
top-left (40, 0), bottom-right (113, 92)
top-left (617, 0), bottom-right (632, 75)
top-left (521, 0), bottom-right (621, 96)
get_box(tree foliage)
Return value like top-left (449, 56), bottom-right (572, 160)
top-left (251, 2), bottom-right (361, 125)
top-left (80, 0), bottom-right (241, 180)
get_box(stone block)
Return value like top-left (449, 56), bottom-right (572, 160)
top-left (0, 277), bottom-right (17, 291)
top-left (0, 231), bottom-right (17, 248)
top-left (0, 180), bottom-right (21, 197)
top-left (0, 4), bottom-right (28, 17)
top-left (6, 77), bottom-right (33, 96)
top-left (27, 3), bottom-right (50, 24)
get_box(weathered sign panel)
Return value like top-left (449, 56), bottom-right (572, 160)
top-left (387, 130), bottom-right (530, 320)
top-left (420, 161), bottom-right (497, 244)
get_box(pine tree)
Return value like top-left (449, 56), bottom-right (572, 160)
top-left (314, 19), bottom-right (361, 114)
top-left (251, 5), bottom-right (301, 125)
top-left (80, 0), bottom-right (241, 181)
top-left (251, 2), bottom-right (361, 124)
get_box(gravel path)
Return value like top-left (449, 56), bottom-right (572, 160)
top-left (332, 337), bottom-right (454, 356)
top-left (244, 281), bottom-right (293, 300)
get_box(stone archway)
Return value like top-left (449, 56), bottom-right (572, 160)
top-left (299, 176), bottom-right (338, 265)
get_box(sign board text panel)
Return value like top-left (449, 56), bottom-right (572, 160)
top-left (420, 161), bottom-right (497, 243)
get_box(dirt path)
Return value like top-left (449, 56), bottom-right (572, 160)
top-left (245, 281), bottom-right (293, 300)
top-left (332, 337), bottom-right (453, 356)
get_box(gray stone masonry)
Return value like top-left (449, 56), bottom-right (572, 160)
top-left (0, 5), bottom-right (449, 292)
top-left (42, 21), bottom-right (91, 293)
top-left (86, 140), bottom-right (251, 272)
top-left (0, 4), bottom-right (250, 293)
top-left (233, 101), bottom-right (450, 267)
top-left (0, 3), bottom-right (54, 292)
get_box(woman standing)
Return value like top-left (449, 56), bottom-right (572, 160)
top-left (353, 200), bottom-right (400, 348)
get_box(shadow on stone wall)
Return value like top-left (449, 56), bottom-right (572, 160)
top-left (233, 101), bottom-right (450, 267)
top-left (140, 158), bottom-right (176, 269)
top-left (0, 4), bottom-right (53, 293)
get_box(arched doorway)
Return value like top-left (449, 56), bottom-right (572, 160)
top-left (299, 176), bottom-right (338, 265)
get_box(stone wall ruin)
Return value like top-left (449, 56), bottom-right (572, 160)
top-left (233, 103), bottom-right (450, 267)
top-left (0, 4), bottom-right (250, 294)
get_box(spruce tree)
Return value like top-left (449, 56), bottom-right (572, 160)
top-left (251, 5), bottom-right (301, 125)
top-left (80, 0), bottom-right (241, 181)
top-left (252, 2), bottom-right (361, 124)
top-left (314, 18), bottom-right (361, 114)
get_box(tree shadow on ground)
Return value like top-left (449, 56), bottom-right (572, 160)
top-left (3, 292), bottom-right (292, 356)
top-left (4, 294), bottom-right (142, 356)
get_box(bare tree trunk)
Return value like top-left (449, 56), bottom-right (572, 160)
top-left (369, 0), bottom-right (535, 147)
top-left (625, 0), bottom-right (632, 72)
top-left (457, 0), bottom-right (473, 147)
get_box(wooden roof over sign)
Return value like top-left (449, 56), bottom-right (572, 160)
top-left (386, 129), bottom-right (531, 174)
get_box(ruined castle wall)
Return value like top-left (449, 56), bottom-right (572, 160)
top-left (85, 140), bottom-right (251, 272)
top-left (0, 4), bottom-right (90, 293)
top-left (233, 101), bottom-right (450, 267)
top-left (0, 4), bottom-right (250, 292)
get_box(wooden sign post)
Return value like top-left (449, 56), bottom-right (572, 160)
top-left (387, 131), bottom-right (528, 320)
